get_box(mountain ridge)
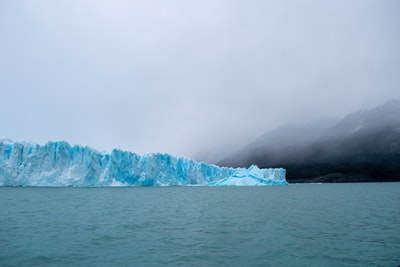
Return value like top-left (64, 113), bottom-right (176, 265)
top-left (219, 99), bottom-right (400, 182)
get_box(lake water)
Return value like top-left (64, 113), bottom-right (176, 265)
top-left (0, 183), bottom-right (399, 266)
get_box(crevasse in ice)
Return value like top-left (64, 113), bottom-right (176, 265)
top-left (0, 140), bottom-right (287, 186)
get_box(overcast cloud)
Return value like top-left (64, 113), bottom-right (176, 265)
top-left (1, 0), bottom-right (399, 157)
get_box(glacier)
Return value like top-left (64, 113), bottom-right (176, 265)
top-left (0, 140), bottom-right (287, 187)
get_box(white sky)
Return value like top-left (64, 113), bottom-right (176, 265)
top-left (1, 0), bottom-right (399, 157)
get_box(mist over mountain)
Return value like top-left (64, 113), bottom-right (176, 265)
top-left (218, 99), bottom-right (400, 182)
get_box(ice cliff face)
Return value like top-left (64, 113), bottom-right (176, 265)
top-left (0, 141), bottom-right (287, 186)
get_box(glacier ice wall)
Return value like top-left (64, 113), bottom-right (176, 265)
top-left (0, 141), bottom-right (287, 186)
top-left (209, 165), bottom-right (288, 186)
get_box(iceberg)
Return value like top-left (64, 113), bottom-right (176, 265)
top-left (0, 140), bottom-right (287, 187)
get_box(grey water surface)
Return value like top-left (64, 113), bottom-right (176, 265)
top-left (0, 183), bottom-right (399, 266)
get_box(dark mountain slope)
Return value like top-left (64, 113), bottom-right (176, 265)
top-left (220, 100), bottom-right (400, 182)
